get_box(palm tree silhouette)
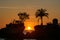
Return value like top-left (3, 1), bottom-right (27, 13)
top-left (35, 8), bottom-right (48, 25)
top-left (18, 12), bottom-right (29, 23)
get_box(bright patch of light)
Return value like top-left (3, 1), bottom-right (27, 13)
top-left (27, 26), bottom-right (31, 30)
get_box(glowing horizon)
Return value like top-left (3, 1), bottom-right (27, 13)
top-left (0, 0), bottom-right (60, 28)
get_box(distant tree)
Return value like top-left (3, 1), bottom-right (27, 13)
top-left (18, 12), bottom-right (29, 23)
top-left (35, 8), bottom-right (48, 25)
top-left (53, 18), bottom-right (58, 25)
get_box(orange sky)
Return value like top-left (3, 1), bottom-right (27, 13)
top-left (0, 0), bottom-right (60, 29)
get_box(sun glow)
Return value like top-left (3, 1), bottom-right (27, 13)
top-left (24, 21), bottom-right (36, 31)
top-left (23, 26), bottom-right (34, 35)
top-left (27, 26), bottom-right (32, 30)
top-left (24, 26), bottom-right (34, 33)
top-left (25, 25), bottom-right (34, 30)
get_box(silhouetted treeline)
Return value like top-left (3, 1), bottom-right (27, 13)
top-left (0, 8), bottom-right (60, 40)
top-left (0, 21), bottom-right (25, 40)
top-left (0, 18), bottom-right (60, 40)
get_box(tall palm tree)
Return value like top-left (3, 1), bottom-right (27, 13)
top-left (18, 12), bottom-right (29, 23)
top-left (35, 8), bottom-right (48, 25)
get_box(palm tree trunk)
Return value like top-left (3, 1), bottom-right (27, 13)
top-left (41, 17), bottom-right (43, 26)
top-left (38, 18), bottom-right (40, 25)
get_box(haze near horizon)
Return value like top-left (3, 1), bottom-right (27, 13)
top-left (0, 0), bottom-right (60, 28)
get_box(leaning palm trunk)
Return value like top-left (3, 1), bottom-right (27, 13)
top-left (38, 18), bottom-right (40, 25)
top-left (41, 17), bottom-right (43, 26)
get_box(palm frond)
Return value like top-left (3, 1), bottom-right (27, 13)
top-left (18, 12), bottom-right (29, 22)
top-left (44, 13), bottom-right (48, 18)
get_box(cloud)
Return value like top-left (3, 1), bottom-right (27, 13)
top-left (0, 6), bottom-right (36, 10)
top-left (0, 7), bottom-right (20, 9)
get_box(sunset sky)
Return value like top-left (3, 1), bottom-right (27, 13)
top-left (0, 0), bottom-right (60, 29)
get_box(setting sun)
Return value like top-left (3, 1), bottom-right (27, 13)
top-left (27, 26), bottom-right (32, 30)
top-left (24, 26), bottom-right (34, 33)
top-left (25, 25), bottom-right (34, 31)
top-left (24, 21), bottom-right (36, 31)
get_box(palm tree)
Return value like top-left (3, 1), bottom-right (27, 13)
top-left (18, 12), bottom-right (29, 23)
top-left (35, 8), bottom-right (48, 25)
